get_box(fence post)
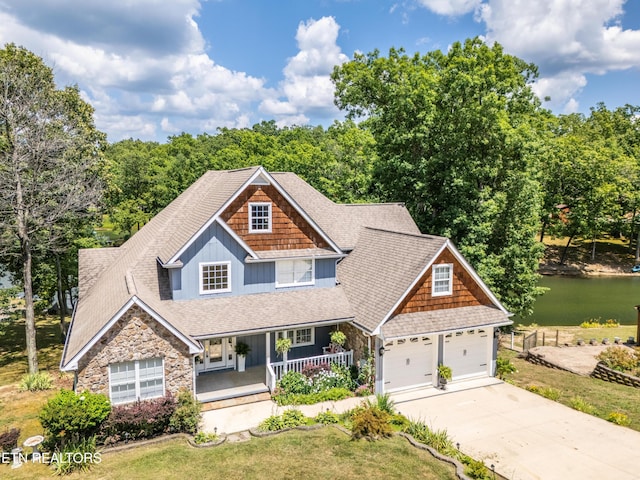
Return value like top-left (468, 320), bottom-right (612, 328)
top-left (542, 332), bottom-right (546, 346)
top-left (556, 330), bottom-right (559, 347)
top-left (511, 332), bottom-right (514, 350)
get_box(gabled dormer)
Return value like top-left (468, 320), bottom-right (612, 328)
top-left (163, 167), bottom-right (344, 300)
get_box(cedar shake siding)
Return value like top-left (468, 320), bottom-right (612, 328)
top-left (220, 185), bottom-right (329, 251)
top-left (394, 249), bottom-right (492, 315)
top-left (75, 305), bottom-right (192, 398)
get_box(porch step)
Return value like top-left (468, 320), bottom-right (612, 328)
top-left (201, 392), bottom-right (273, 411)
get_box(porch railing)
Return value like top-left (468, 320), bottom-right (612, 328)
top-left (267, 350), bottom-right (354, 392)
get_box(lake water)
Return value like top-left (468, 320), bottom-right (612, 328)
top-left (521, 276), bottom-right (640, 326)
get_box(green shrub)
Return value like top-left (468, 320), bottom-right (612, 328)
top-left (0, 427), bottom-right (20, 452)
top-left (277, 371), bottom-right (311, 395)
top-left (525, 385), bottom-right (560, 401)
top-left (351, 404), bottom-right (393, 441)
top-left (39, 390), bottom-right (111, 449)
top-left (193, 431), bottom-right (218, 444)
top-left (496, 356), bottom-right (517, 379)
top-left (464, 457), bottom-right (489, 479)
top-left (390, 413), bottom-right (410, 429)
top-left (281, 409), bottom-right (307, 428)
top-left (100, 395), bottom-right (176, 444)
top-left (258, 409), bottom-right (308, 431)
top-left (597, 346), bottom-right (639, 372)
top-left (169, 390), bottom-right (201, 434)
top-left (50, 435), bottom-right (98, 476)
top-left (274, 387), bottom-right (353, 406)
top-left (569, 396), bottom-right (597, 415)
top-left (607, 411), bottom-right (631, 426)
top-left (315, 410), bottom-right (340, 424)
top-left (19, 371), bottom-right (53, 392)
top-left (374, 393), bottom-right (395, 415)
top-left (403, 420), bottom-right (455, 455)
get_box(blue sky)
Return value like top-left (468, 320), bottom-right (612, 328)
top-left (1, 0), bottom-right (639, 142)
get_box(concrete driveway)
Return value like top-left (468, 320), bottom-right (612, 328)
top-left (392, 380), bottom-right (640, 480)
top-left (202, 378), bottom-right (640, 480)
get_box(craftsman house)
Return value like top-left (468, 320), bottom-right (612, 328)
top-left (60, 166), bottom-right (511, 404)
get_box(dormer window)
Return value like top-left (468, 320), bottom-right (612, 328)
top-left (432, 263), bottom-right (453, 296)
top-left (249, 202), bottom-right (272, 233)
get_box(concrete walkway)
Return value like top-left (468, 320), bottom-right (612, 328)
top-left (201, 379), bottom-right (640, 480)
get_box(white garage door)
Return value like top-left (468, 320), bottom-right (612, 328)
top-left (383, 336), bottom-right (434, 391)
top-left (444, 329), bottom-right (489, 380)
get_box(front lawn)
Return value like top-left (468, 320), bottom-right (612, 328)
top-left (6, 427), bottom-right (458, 480)
top-left (501, 349), bottom-right (640, 430)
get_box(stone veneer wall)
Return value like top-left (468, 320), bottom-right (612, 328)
top-left (341, 323), bottom-right (370, 365)
top-left (75, 304), bottom-right (193, 399)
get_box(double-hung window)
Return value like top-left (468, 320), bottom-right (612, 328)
top-left (249, 202), bottom-right (272, 232)
top-left (276, 259), bottom-right (314, 288)
top-left (200, 261), bottom-right (231, 294)
top-left (277, 328), bottom-right (314, 348)
top-left (109, 358), bottom-right (164, 404)
top-left (432, 263), bottom-right (453, 296)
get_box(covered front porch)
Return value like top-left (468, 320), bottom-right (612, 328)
top-left (195, 350), bottom-right (354, 403)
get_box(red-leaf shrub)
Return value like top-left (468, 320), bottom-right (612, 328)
top-left (0, 428), bottom-right (20, 451)
top-left (100, 394), bottom-right (176, 445)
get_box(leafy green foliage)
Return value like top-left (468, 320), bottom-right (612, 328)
top-left (496, 356), bottom-right (517, 379)
top-left (50, 435), bottom-right (97, 476)
top-left (525, 385), bottom-right (561, 401)
top-left (332, 37), bottom-right (546, 316)
top-left (403, 420), bottom-right (456, 456)
top-left (607, 411), bottom-right (631, 426)
top-left (314, 410), bottom-right (340, 425)
top-left (19, 371), bottom-right (53, 391)
top-left (258, 409), bottom-right (308, 431)
top-left (597, 346), bottom-right (639, 373)
top-left (464, 458), bottom-right (490, 480)
top-left (193, 431), bottom-right (218, 444)
top-left (374, 393), bottom-right (396, 415)
top-left (569, 396), bottom-right (598, 415)
top-left (350, 403), bottom-right (393, 441)
top-left (273, 387), bottom-right (353, 406)
top-left (169, 390), bottom-right (202, 434)
top-left (274, 363), bottom-right (356, 405)
top-left (39, 390), bottom-right (111, 449)
top-left (277, 371), bottom-right (311, 395)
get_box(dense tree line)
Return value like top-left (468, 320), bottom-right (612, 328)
top-left (3, 39), bottom-right (640, 370)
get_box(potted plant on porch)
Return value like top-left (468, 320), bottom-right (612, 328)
top-left (328, 330), bottom-right (347, 353)
top-left (438, 364), bottom-right (452, 390)
top-left (276, 337), bottom-right (292, 374)
top-left (235, 341), bottom-right (251, 372)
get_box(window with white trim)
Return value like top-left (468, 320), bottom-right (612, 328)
top-left (432, 263), bottom-right (453, 296)
top-left (249, 202), bottom-right (272, 232)
top-left (277, 327), bottom-right (314, 347)
top-left (200, 261), bottom-right (231, 294)
top-left (276, 259), bottom-right (314, 287)
top-left (109, 358), bottom-right (164, 404)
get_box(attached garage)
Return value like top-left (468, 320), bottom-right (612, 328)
top-left (383, 336), bottom-right (435, 391)
top-left (443, 329), bottom-right (490, 380)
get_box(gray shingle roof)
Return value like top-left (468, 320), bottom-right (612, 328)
top-left (381, 305), bottom-right (511, 339)
top-left (337, 228), bottom-right (448, 333)
top-left (270, 172), bottom-right (420, 249)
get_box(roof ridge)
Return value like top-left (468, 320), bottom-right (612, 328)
top-left (362, 226), bottom-right (447, 241)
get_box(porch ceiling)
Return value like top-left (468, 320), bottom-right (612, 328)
top-left (381, 305), bottom-right (511, 340)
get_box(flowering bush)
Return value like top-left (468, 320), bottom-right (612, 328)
top-left (597, 346), bottom-right (639, 373)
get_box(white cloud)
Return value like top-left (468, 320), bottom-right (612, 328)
top-left (0, 2), bottom-right (269, 141)
top-left (417, 0), bottom-right (481, 16)
top-left (477, 0), bottom-right (640, 111)
top-left (260, 16), bottom-right (348, 124)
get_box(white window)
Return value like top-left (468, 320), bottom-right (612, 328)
top-left (109, 358), bottom-right (164, 404)
top-left (276, 259), bottom-right (314, 288)
top-left (432, 263), bottom-right (453, 296)
top-left (249, 202), bottom-right (272, 232)
top-left (200, 261), bottom-right (231, 294)
top-left (277, 327), bottom-right (314, 348)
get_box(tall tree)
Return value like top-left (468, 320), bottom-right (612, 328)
top-left (332, 38), bottom-right (546, 315)
top-left (0, 44), bottom-right (105, 373)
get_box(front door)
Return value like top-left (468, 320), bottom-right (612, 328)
top-left (204, 337), bottom-right (235, 370)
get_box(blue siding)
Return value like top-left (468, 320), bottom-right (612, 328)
top-left (269, 325), bottom-right (332, 360)
top-left (237, 334), bottom-right (266, 367)
top-left (172, 220), bottom-right (337, 300)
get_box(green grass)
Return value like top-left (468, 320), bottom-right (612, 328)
top-left (506, 325), bottom-right (637, 350)
top-left (501, 349), bottom-right (640, 430)
top-left (6, 428), bottom-right (458, 480)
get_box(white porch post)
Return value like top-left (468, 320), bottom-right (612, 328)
top-left (265, 332), bottom-right (271, 386)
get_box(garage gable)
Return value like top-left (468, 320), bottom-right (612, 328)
top-left (393, 246), bottom-right (495, 316)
